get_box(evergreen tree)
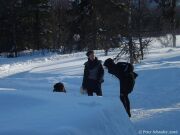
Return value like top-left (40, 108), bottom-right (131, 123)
top-left (154, 0), bottom-right (177, 47)
top-left (0, 0), bottom-right (52, 56)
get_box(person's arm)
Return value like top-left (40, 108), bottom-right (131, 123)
top-left (97, 63), bottom-right (104, 83)
top-left (133, 72), bottom-right (138, 79)
top-left (82, 64), bottom-right (88, 89)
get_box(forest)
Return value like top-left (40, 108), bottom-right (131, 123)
top-left (0, 0), bottom-right (179, 63)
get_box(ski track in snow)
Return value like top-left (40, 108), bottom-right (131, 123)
top-left (131, 103), bottom-right (180, 122)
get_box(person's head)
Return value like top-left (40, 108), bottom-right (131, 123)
top-left (104, 58), bottom-right (115, 69)
top-left (86, 50), bottom-right (95, 61)
top-left (53, 82), bottom-right (66, 93)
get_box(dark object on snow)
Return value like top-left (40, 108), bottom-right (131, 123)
top-left (104, 58), bottom-right (138, 117)
top-left (53, 82), bottom-right (66, 93)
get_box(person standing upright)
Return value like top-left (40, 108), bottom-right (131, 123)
top-left (82, 50), bottom-right (104, 96)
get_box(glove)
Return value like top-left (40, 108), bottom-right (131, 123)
top-left (80, 86), bottom-right (87, 95)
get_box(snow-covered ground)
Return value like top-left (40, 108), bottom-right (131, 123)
top-left (131, 47), bottom-right (180, 135)
top-left (0, 45), bottom-right (180, 135)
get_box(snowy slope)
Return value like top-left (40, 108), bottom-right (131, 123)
top-left (0, 46), bottom-right (180, 135)
top-left (0, 92), bottom-right (135, 135)
top-left (131, 47), bottom-right (180, 134)
top-left (0, 50), bottom-right (136, 135)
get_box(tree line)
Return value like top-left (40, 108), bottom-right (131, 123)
top-left (0, 0), bottom-right (179, 63)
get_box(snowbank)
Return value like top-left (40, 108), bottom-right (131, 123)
top-left (0, 91), bottom-right (136, 135)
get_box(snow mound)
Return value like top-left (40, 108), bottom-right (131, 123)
top-left (0, 91), bottom-right (136, 135)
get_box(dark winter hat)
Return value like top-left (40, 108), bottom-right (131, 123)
top-left (104, 58), bottom-right (114, 67)
top-left (53, 82), bottom-right (66, 93)
top-left (86, 50), bottom-right (94, 57)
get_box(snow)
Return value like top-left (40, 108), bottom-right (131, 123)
top-left (0, 42), bottom-right (180, 134)
top-left (0, 50), bottom-right (136, 135)
top-left (130, 46), bottom-right (180, 134)
top-left (0, 92), bottom-right (135, 135)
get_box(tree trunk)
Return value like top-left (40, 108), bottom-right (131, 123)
top-left (129, 36), bottom-right (134, 64)
top-left (138, 0), bottom-right (143, 60)
top-left (13, 23), bottom-right (18, 57)
top-left (52, 10), bottom-right (57, 51)
top-left (92, 0), bottom-right (97, 50)
top-left (128, 0), bottom-right (134, 64)
top-left (139, 37), bottom-right (144, 60)
top-left (172, 33), bottom-right (176, 47)
top-left (172, 0), bottom-right (176, 47)
top-left (34, 7), bottom-right (40, 50)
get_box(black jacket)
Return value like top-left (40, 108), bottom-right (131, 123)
top-left (82, 57), bottom-right (104, 89)
top-left (107, 62), bottom-right (136, 94)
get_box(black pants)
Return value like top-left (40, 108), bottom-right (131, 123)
top-left (120, 94), bottom-right (131, 117)
top-left (87, 89), bottom-right (102, 96)
top-left (86, 79), bottom-right (102, 96)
